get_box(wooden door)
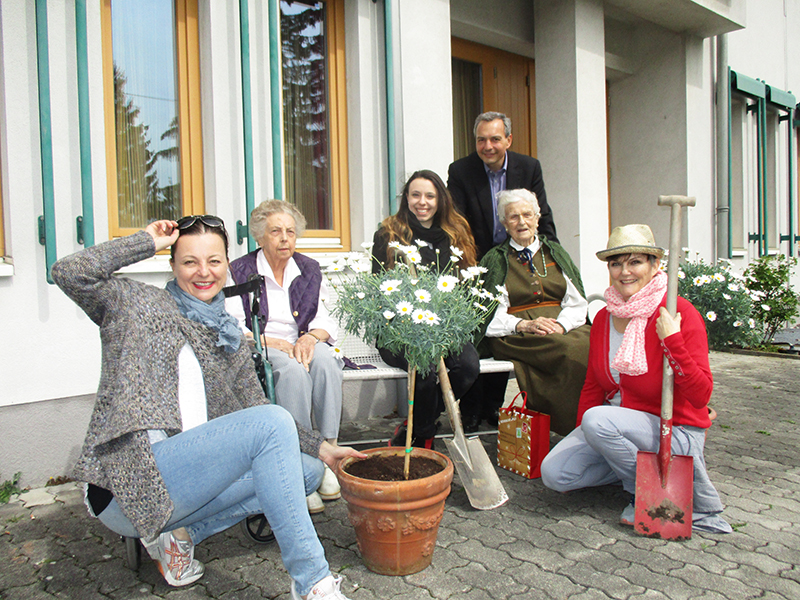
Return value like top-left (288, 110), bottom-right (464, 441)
top-left (451, 38), bottom-right (536, 161)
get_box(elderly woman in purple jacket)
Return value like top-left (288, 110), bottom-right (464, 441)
top-left (226, 200), bottom-right (343, 511)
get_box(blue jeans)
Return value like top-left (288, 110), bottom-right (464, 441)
top-left (96, 405), bottom-right (329, 595)
top-left (541, 405), bottom-right (724, 515)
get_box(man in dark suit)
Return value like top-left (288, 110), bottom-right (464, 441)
top-left (447, 112), bottom-right (559, 432)
top-left (448, 112), bottom-right (558, 259)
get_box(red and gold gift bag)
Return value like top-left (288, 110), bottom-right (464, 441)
top-left (497, 392), bottom-right (551, 479)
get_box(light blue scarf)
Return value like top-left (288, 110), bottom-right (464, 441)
top-left (166, 279), bottom-right (241, 354)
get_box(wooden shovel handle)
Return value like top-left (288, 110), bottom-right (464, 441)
top-left (657, 195), bottom-right (695, 481)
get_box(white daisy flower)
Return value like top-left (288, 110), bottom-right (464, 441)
top-left (706, 311), bottom-right (717, 321)
top-left (678, 271), bottom-right (686, 279)
top-left (713, 273), bottom-right (726, 282)
top-left (361, 241), bottom-right (374, 250)
top-left (349, 262), bottom-right (370, 273)
top-left (415, 239), bottom-right (430, 248)
top-left (473, 302), bottom-right (488, 312)
top-left (411, 309), bottom-right (427, 323)
top-left (380, 279), bottom-right (402, 295)
top-left (722, 293), bottom-right (731, 300)
top-left (495, 284), bottom-right (508, 296)
top-left (450, 246), bottom-right (464, 258)
top-left (423, 310), bottom-right (441, 325)
top-left (733, 320), bottom-right (743, 327)
top-left (356, 292), bottom-right (366, 299)
top-left (761, 304), bottom-right (771, 311)
top-left (460, 269), bottom-right (475, 280)
top-left (749, 318), bottom-right (756, 328)
top-left (415, 289), bottom-right (432, 303)
top-left (437, 275), bottom-right (459, 292)
top-left (387, 241), bottom-right (401, 249)
top-left (395, 301), bottom-right (414, 315)
top-left (383, 310), bottom-right (395, 320)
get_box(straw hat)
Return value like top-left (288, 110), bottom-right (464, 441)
top-left (596, 224), bottom-right (665, 261)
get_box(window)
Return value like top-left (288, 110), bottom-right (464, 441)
top-left (729, 71), bottom-right (796, 258)
top-left (101, 0), bottom-right (203, 238)
top-left (280, 0), bottom-right (349, 248)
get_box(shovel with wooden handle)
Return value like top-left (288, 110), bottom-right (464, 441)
top-left (438, 357), bottom-right (509, 510)
top-left (634, 195), bottom-right (696, 540)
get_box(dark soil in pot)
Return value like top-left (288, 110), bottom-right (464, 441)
top-left (344, 455), bottom-right (444, 481)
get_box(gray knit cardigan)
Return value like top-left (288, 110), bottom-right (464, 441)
top-left (51, 231), bottom-right (324, 541)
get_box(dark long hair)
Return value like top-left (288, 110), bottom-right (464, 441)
top-left (379, 170), bottom-right (477, 268)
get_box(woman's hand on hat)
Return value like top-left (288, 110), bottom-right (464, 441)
top-left (656, 306), bottom-right (682, 340)
top-left (145, 220), bottom-right (180, 252)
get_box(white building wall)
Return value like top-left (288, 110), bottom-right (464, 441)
top-left (535, 0), bottom-right (610, 296)
top-left (684, 35), bottom-right (716, 260)
top-left (607, 23), bottom-right (688, 252)
top-left (396, 0), bottom-right (454, 185)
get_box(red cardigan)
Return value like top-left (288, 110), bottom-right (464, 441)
top-left (576, 296), bottom-right (713, 429)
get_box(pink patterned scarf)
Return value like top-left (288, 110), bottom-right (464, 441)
top-left (604, 270), bottom-right (667, 376)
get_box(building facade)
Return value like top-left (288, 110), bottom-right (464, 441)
top-left (1, 0), bottom-right (797, 485)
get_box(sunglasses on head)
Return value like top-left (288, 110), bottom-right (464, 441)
top-left (176, 215), bottom-right (225, 230)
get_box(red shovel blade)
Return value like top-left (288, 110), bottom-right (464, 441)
top-left (634, 451), bottom-right (694, 540)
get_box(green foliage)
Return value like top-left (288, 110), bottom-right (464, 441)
top-left (0, 472), bottom-right (22, 504)
top-left (328, 243), bottom-right (500, 377)
top-left (743, 254), bottom-right (800, 345)
top-left (677, 258), bottom-right (758, 350)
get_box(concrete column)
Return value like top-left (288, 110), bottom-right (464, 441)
top-left (395, 0), bottom-right (453, 192)
top-left (534, 0), bottom-right (609, 296)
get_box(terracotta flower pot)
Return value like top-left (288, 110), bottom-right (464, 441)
top-left (336, 446), bottom-right (454, 575)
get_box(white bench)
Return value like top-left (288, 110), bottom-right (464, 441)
top-left (338, 333), bottom-right (514, 421)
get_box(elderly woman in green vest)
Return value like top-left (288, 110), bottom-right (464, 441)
top-left (475, 188), bottom-right (591, 435)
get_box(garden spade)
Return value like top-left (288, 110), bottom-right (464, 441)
top-left (634, 195), bottom-right (696, 540)
top-left (438, 357), bottom-right (509, 510)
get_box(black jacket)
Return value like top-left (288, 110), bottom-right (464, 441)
top-left (447, 150), bottom-right (558, 258)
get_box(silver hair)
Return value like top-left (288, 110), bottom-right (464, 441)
top-left (249, 199), bottom-right (307, 241)
top-left (496, 189), bottom-right (540, 225)
top-left (473, 111), bottom-right (512, 137)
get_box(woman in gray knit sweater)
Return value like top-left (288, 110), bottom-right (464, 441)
top-left (52, 216), bottom-right (363, 600)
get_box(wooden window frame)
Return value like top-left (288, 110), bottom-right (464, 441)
top-left (293, 0), bottom-right (350, 251)
top-left (100, 0), bottom-right (204, 239)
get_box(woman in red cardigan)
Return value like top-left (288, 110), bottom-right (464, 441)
top-left (540, 224), bottom-right (731, 533)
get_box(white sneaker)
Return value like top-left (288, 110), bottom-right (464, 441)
top-left (142, 531), bottom-right (204, 587)
top-left (291, 574), bottom-right (351, 600)
top-left (306, 491), bottom-right (325, 514)
top-left (318, 465), bottom-right (341, 501)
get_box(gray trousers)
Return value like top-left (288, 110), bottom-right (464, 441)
top-left (267, 343), bottom-right (343, 440)
top-left (540, 405), bottom-right (724, 515)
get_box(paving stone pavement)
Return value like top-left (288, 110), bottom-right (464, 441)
top-left (1, 351), bottom-right (799, 600)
